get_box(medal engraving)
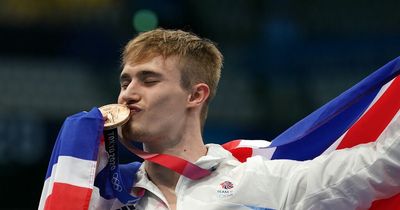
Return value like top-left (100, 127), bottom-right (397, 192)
top-left (99, 104), bottom-right (130, 130)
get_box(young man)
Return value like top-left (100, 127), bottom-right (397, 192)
top-left (115, 29), bottom-right (221, 209)
top-left (91, 29), bottom-right (400, 209)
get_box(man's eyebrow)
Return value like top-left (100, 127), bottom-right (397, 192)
top-left (138, 70), bottom-right (162, 78)
top-left (119, 73), bottom-right (131, 82)
top-left (119, 70), bottom-right (163, 83)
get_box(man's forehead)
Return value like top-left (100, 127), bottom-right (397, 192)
top-left (122, 56), bottom-right (182, 74)
top-left (122, 55), bottom-right (181, 71)
top-left (125, 54), bottom-right (182, 65)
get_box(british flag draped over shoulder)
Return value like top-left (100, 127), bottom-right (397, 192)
top-left (39, 56), bottom-right (400, 209)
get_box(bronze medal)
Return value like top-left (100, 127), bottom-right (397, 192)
top-left (99, 104), bottom-right (130, 130)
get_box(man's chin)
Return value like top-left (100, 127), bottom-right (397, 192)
top-left (119, 127), bottom-right (144, 142)
top-left (120, 131), bottom-right (137, 141)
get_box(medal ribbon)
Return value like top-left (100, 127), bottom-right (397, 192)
top-left (124, 146), bottom-right (213, 179)
top-left (104, 129), bottom-right (141, 204)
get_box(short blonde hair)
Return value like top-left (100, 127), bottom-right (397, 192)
top-left (122, 28), bottom-right (223, 127)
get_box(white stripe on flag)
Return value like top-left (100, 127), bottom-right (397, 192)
top-left (38, 177), bottom-right (52, 210)
top-left (96, 142), bottom-right (109, 174)
top-left (54, 155), bottom-right (97, 188)
top-left (252, 147), bottom-right (276, 160)
top-left (376, 109), bottom-right (400, 145)
top-left (238, 140), bottom-right (271, 148)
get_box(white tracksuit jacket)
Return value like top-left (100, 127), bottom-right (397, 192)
top-left (90, 114), bottom-right (400, 210)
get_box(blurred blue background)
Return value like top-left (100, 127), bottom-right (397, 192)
top-left (0, 0), bottom-right (399, 208)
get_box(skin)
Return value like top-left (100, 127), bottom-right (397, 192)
top-left (117, 55), bottom-right (210, 210)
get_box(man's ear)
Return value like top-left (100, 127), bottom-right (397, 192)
top-left (187, 83), bottom-right (210, 108)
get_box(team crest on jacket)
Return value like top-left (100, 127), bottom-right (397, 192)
top-left (217, 180), bottom-right (235, 198)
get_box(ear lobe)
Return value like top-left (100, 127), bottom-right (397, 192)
top-left (187, 83), bottom-right (210, 108)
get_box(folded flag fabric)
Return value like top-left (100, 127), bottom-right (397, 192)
top-left (38, 108), bottom-right (141, 210)
top-left (39, 108), bottom-right (103, 210)
top-left (224, 56), bottom-right (400, 209)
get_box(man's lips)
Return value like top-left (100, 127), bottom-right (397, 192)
top-left (127, 105), bottom-right (142, 114)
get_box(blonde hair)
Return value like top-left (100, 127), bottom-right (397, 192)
top-left (122, 28), bottom-right (223, 127)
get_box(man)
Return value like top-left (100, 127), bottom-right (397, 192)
top-left (90, 29), bottom-right (400, 209)
top-left (114, 28), bottom-right (221, 209)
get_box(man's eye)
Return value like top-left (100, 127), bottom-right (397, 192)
top-left (120, 82), bottom-right (130, 89)
top-left (143, 80), bottom-right (159, 84)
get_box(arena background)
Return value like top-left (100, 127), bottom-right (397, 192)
top-left (0, 0), bottom-right (399, 208)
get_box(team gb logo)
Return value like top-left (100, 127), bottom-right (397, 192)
top-left (217, 180), bottom-right (235, 198)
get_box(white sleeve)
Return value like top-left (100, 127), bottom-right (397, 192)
top-left (281, 112), bottom-right (400, 209)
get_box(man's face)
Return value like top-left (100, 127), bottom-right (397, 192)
top-left (118, 56), bottom-right (190, 143)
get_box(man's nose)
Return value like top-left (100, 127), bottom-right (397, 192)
top-left (119, 82), bottom-right (141, 104)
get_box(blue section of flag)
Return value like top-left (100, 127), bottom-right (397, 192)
top-left (94, 162), bottom-right (141, 200)
top-left (45, 108), bottom-right (104, 179)
top-left (94, 164), bottom-right (114, 199)
top-left (272, 88), bottom-right (378, 160)
top-left (270, 56), bottom-right (400, 160)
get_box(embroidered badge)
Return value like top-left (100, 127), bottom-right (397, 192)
top-left (216, 180), bottom-right (235, 198)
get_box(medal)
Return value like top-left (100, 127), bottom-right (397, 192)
top-left (99, 104), bottom-right (130, 130)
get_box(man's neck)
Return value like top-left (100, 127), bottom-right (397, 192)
top-left (143, 124), bottom-right (208, 161)
top-left (143, 135), bottom-right (207, 210)
top-left (143, 135), bottom-right (208, 184)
